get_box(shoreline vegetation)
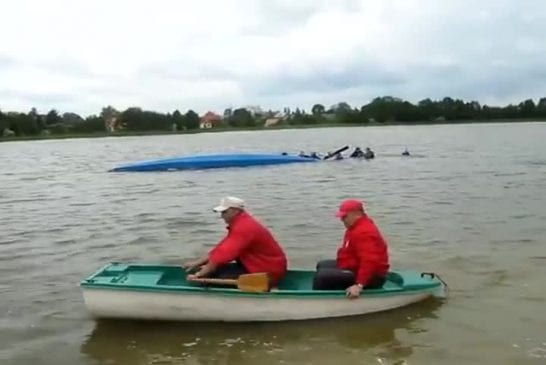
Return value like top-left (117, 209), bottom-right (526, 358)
top-left (3, 118), bottom-right (545, 143)
top-left (1, 96), bottom-right (545, 143)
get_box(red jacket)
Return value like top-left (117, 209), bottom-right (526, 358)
top-left (336, 216), bottom-right (390, 286)
top-left (208, 211), bottom-right (288, 286)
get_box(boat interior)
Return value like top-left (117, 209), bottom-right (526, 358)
top-left (82, 263), bottom-right (440, 294)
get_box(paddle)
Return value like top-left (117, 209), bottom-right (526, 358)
top-left (189, 272), bottom-right (270, 293)
top-left (323, 145), bottom-right (349, 160)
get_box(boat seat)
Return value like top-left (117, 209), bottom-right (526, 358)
top-left (386, 272), bottom-right (404, 286)
top-left (115, 271), bottom-right (164, 286)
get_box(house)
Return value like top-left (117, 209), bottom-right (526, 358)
top-left (264, 117), bottom-right (283, 127)
top-left (2, 128), bottom-right (15, 137)
top-left (200, 111), bottom-right (222, 129)
top-left (264, 109), bottom-right (291, 127)
top-left (105, 115), bottom-right (121, 132)
top-left (102, 107), bottom-right (122, 132)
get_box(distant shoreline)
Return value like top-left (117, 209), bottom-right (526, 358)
top-left (1, 118), bottom-right (544, 143)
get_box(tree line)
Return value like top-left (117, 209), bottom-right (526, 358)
top-left (1, 96), bottom-right (545, 137)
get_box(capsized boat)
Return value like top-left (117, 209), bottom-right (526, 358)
top-left (109, 153), bottom-right (319, 172)
top-left (108, 146), bottom-right (350, 172)
top-left (80, 262), bottom-right (447, 322)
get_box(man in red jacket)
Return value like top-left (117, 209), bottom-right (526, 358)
top-left (313, 199), bottom-right (390, 299)
top-left (184, 196), bottom-right (288, 287)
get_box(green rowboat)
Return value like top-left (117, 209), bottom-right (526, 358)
top-left (80, 262), bottom-right (447, 322)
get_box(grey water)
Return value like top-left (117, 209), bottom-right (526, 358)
top-left (1, 122), bottom-right (545, 364)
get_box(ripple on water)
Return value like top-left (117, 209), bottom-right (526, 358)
top-left (523, 159), bottom-right (546, 166)
top-left (0, 238), bottom-right (27, 246)
top-left (1, 124), bottom-right (546, 364)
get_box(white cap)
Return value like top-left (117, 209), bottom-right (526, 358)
top-left (212, 196), bottom-right (245, 212)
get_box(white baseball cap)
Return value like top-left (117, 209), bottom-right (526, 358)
top-left (212, 196), bottom-right (245, 212)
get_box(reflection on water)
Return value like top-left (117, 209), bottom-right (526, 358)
top-left (80, 299), bottom-right (442, 365)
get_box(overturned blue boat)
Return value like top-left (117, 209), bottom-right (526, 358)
top-left (109, 153), bottom-right (320, 172)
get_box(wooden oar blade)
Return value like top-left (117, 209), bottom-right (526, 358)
top-left (237, 273), bottom-right (270, 293)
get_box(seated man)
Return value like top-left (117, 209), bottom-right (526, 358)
top-left (184, 196), bottom-right (288, 288)
top-left (313, 199), bottom-right (390, 299)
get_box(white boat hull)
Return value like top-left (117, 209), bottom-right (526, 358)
top-left (82, 288), bottom-right (434, 322)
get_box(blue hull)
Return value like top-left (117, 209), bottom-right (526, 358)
top-left (109, 153), bottom-right (319, 172)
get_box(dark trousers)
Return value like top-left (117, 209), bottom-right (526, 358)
top-left (212, 261), bottom-right (248, 279)
top-left (312, 259), bottom-right (386, 290)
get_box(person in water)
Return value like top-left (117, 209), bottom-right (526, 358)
top-left (402, 148), bottom-right (410, 156)
top-left (183, 196), bottom-right (288, 287)
top-left (298, 151), bottom-right (320, 159)
top-left (313, 199), bottom-right (390, 299)
top-left (350, 147), bottom-right (364, 158)
top-left (364, 147), bottom-right (375, 159)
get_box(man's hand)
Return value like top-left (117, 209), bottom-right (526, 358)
top-left (182, 260), bottom-right (201, 271)
top-left (346, 284), bottom-right (363, 299)
top-left (186, 262), bottom-right (217, 280)
top-left (186, 274), bottom-right (199, 281)
top-left (183, 256), bottom-right (209, 272)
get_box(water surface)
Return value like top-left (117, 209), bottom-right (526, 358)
top-left (1, 122), bottom-right (545, 364)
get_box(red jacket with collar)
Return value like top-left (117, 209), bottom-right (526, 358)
top-left (208, 211), bottom-right (288, 286)
top-left (336, 215), bottom-right (390, 286)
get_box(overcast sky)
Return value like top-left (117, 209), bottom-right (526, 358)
top-left (1, 0), bottom-right (544, 116)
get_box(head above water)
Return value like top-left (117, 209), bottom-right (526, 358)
top-left (335, 199), bottom-right (366, 228)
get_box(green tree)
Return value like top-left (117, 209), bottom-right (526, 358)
top-left (289, 109), bottom-right (317, 125)
top-left (0, 110), bottom-right (6, 133)
top-left (228, 108), bottom-right (255, 127)
top-left (501, 104), bottom-right (520, 119)
top-left (338, 108), bottom-right (368, 124)
top-left (184, 110), bottom-right (200, 129)
top-left (363, 97), bottom-right (394, 123)
top-left (100, 106), bottom-right (119, 120)
top-left (172, 109), bottom-right (184, 130)
top-left (311, 104), bottom-right (325, 115)
top-left (119, 107), bottom-right (172, 131)
top-left (71, 115), bottom-right (105, 133)
top-left (62, 112), bottom-right (84, 125)
top-left (536, 97), bottom-right (546, 117)
top-left (5, 113), bottom-right (39, 136)
top-left (28, 107), bottom-right (46, 131)
top-left (45, 109), bottom-right (62, 125)
top-left (519, 99), bottom-right (536, 118)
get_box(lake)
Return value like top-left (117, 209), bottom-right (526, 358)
top-left (1, 122), bottom-right (545, 364)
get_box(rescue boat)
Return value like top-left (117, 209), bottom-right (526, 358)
top-left (80, 262), bottom-right (447, 322)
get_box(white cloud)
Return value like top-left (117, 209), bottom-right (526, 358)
top-left (0, 0), bottom-right (544, 116)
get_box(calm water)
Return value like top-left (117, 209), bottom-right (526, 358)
top-left (1, 123), bottom-right (545, 365)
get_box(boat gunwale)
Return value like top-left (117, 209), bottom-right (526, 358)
top-left (79, 263), bottom-right (443, 299)
top-left (80, 283), bottom-right (441, 299)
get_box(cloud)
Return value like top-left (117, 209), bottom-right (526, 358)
top-left (0, 0), bottom-right (544, 116)
top-left (245, 55), bottom-right (407, 97)
top-left (0, 55), bottom-right (16, 68)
